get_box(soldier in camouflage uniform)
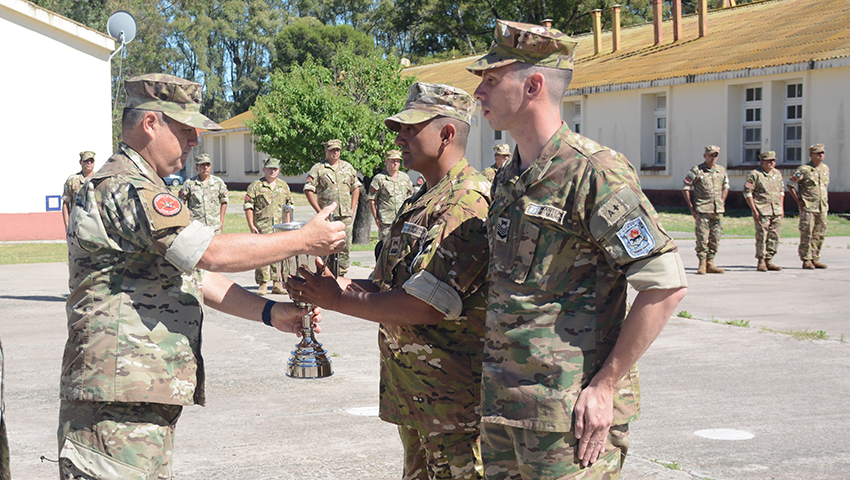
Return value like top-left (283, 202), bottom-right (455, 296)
top-left (289, 82), bottom-right (490, 480)
top-left (482, 143), bottom-right (510, 182)
top-left (468, 21), bottom-right (687, 479)
top-left (743, 151), bottom-right (784, 271)
top-left (178, 153), bottom-right (229, 234)
top-left (368, 149), bottom-right (414, 243)
top-left (787, 143), bottom-right (830, 269)
top-left (682, 145), bottom-right (729, 274)
top-left (61, 151), bottom-right (96, 229)
top-left (304, 139), bottom-right (362, 276)
top-left (245, 157), bottom-right (295, 295)
top-left (58, 73), bottom-right (345, 480)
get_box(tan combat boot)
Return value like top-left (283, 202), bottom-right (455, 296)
top-left (697, 258), bottom-right (707, 275)
top-left (272, 281), bottom-right (286, 294)
top-left (766, 259), bottom-right (782, 271)
top-left (706, 259), bottom-right (725, 274)
top-left (812, 260), bottom-right (828, 269)
top-left (258, 283), bottom-right (269, 296)
top-left (802, 260), bottom-right (815, 269)
top-left (756, 259), bottom-right (767, 272)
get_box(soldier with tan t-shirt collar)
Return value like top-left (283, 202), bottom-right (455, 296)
top-left (682, 145), bottom-right (729, 274)
top-left (787, 143), bottom-right (830, 269)
top-left (743, 151), bottom-right (784, 271)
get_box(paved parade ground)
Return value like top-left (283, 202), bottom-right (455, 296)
top-left (0, 233), bottom-right (848, 479)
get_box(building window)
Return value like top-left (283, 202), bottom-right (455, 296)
top-left (572, 103), bottom-right (582, 134)
top-left (212, 136), bottom-right (227, 174)
top-left (654, 95), bottom-right (666, 167)
top-left (783, 82), bottom-right (803, 164)
top-left (244, 134), bottom-right (261, 173)
top-left (494, 130), bottom-right (502, 141)
top-left (742, 86), bottom-right (762, 164)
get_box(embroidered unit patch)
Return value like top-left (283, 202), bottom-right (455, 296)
top-left (496, 217), bottom-right (511, 243)
top-left (616, 216), bottom-right (656, 258)
top-left (525, 203), bottom-right (566, 224)
top-left (153, 193), bottom-right (182, 217)
top-left (388, 236), bottom-right (401, 256)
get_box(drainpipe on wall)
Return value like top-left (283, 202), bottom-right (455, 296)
top-left (612, 5), bottom-right (621, 52)
top-left (591, 9), bottom-right (602, 55)
top-left (672, 0), bottom-right (683, 41)
top-left (652, 0), bottom-right (663, 45)
top-left (718, 0), bottom-right (737, 7)
top-left (699, 0), bottom-right (709, 38)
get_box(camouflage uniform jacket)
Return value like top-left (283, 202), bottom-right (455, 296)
top-left (484, 124), bottom-right (686, 432)
top-left (368, 170), bottom-right (414, 227)
top-left (244, 178), bottom-right (294, 232)
top-left (62, 172), bottom-right (87, 207)
top-left (482, 165), bottom-right (498, 183)
top-left (62, 143), bottom-right (215, 406)
top-left (373, 158), bottom-right (490, 432)
top-left (789, 162), bottom-right (829, 212)
top-left (683, 162), bottom-right (729, 214)
top-left (743, 168), bottom-right (783, 216)
top-left (179, 174), bottom-right (229, 233)
top-left (303, 160), bottom-right (362, 218)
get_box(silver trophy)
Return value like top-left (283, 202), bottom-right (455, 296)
top-left (273, 218), bottom-right (336, 379)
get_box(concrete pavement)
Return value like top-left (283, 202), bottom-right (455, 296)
top-left (0, 232), bottom-right (847, 479)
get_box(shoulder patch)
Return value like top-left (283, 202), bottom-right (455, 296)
top-left (153, 193), bottom-right (182, 217)
top-left (616, 217), bottom-right (656, 258)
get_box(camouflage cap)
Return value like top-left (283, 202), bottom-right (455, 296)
top-left (124, 73), bottom-right (222, 131)
top-left (264, 157), bottom-right (282, 168)
top-left (384, 82), bottom-right (475, 132)
top-left (493, 144), bottom-right (510, 156)
top-left (705, 145), bottom-right (721, 154)
top-left (195, 153), bottom-right (212, 164)
top-left (385, 150), bottom-right (402, 161)
top-left (79, 151), bottom-right (95, 161)
top-left (323, 139), bottom-right (342, 150)
top-left (758, 151), bottom-right (776, 160)
top-left (809, 143), bottom-right (825, 154)
top-left (466, 19), bottom-right (578, 75)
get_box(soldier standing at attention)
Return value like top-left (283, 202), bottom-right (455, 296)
top-left (482, 143), bottom-right (510, 182)
top-left (468, 20), bottom-right (687, 478)
top-left (368, 149), bottom-right (413, 243)
top-left (61, 151), bottom-right (96, 229)
top-left (59, 73), bottom-right (345, 480)
top-left (289, 82), bottom-right (490, 480)
top-left (179, 153), bottom-right (229, 234)
top-left (682, 145), bottom-right (729, 274)
top-left (245, 157), bottom-right (295, 295)
top-left (743, 151), bottom-right (784, 271)
top-left (304, 139), bottom-right (361, 276)
top-left (787, 143), bottom-right (830, 269)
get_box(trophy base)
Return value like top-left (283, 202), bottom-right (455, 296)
top-left (287, 344), bottom-right (333, 379)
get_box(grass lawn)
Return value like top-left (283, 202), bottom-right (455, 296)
top-left (657, 207), bottom-right (850, 238)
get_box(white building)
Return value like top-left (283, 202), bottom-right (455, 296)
top-left (0, 0), bottom-right (115, 240)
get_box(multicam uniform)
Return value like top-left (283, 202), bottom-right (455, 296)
top-left (245, 177), bottom-right (294, 285)
top-left (59, 143), bottom-right (215, 479)
top-left (368, 169), bottom-right (413, 242)
top-left (743, 167), bottom-right (784, 261)
top-left (789, 162), bottom-right (829, 262)
top-left (373, 159), bottom-right (490, 480)
top-left (482, 124), bottom-right (686, 478)
top-left (304, 160), bottom-right (361, 275)
top-left (61, 172), bottom-right (88, 212)
top-left (482, 165), bottom-right (498, 183)
top-left (179, 174), bottom-right (229, 234)
top-left (683, 162), bottom-right (729, 260)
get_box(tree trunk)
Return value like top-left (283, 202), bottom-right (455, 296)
top-left (352, 184), bottom-right (372, 244)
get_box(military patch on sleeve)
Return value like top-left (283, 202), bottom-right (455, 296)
top-left (388, 236), bottom-right (401, 257)
top-left (402, 222), bottom-right (428, 241)
top-left (496, 217), bottom-right (511, 243)
top-left (616, 216), bottom-right (656, 258)
top-left (745, 182), bottom-right (753, 188)
top-left (596, 195), bottom-right (629, 227)
top-left (244, 194), bottom-right (250, 203)
top-left (790, 174), bottom-right (799, 182)
top-left (524, 203), bottom-right (566, 225)
top-left (153, 193), bottom-right (183, 217)
top-left (684, 176), bottom-right (692, 184)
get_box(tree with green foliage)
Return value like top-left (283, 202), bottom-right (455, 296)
top-left (272, 17), bottom-right (375, 73)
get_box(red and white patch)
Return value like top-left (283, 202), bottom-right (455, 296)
top-left (745, 182), bottom-right (753, 188)
top-left (153, 193), bottom-right (182, 217)
top-left (244, 194), bottom-right (251, 203)
top-left (684, 177), bottom-right (692, 184)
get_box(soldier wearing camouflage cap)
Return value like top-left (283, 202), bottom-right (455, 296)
top-left (683, 145), bottom-right (730, 274)
top-left (482, 143), bottom-right (510, 182)
top-left (744, 151), bottom-right (785, 271)
top-left (61, 151), bottom-right (97, 229)
top-left (290, 82), bottom-right (490, 480)
top-left (788, 143), bottom-right (830, 269)
top-left (304, 139), bottom-right (362, 276)
top-left (469, 20), bottom-right (687, 477)
top-left (58, 73), bottom-right (345, 479)
top-left (368, 149), bottom-right (414, 243)
top-left (178, 153), bottom-right (229, 234)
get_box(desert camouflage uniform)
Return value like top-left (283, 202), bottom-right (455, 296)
top-left (59, 142), bottom-right (215, 479)
top-left (789, 162), bottom-right (829, 261)
top-left (482, 124), bottom-right (686, 479)
top-left (62, 172), bottom-right (88, 211)
top-left (373, 158), bottom-right (490, 480)
top-left (0, 338), bottom-right (9, 480)
top-left (179, 174), bottom-right (229, 234)
top-left (683, 162), bottom-right (729, 260)
top-left (482, 166), bottom-right (498, 183)
top-left (368, 169), bottom-right (413, 242)
top-left (743, 167), bottom-right (784, 260)
top-left (245, 177), bottom-right (294, 284)
top-left (304, 159), bottom-right (361, 275)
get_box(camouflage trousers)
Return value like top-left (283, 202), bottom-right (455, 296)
top-left (0, 340), bottom-right (10, 480)
top-left (694, 213), bottom-right (723, 260)
top-left (254, 225), bottom-right (295, 285)
top-left (480, 423), bottom-right (629, 480)
top-left (339, 216), bottom-right (353, 276)
top-left (58, 400), bottom-right (182, 480)
top-left (753, 214), bottom-right (782, 260)
top-left (798, 211), bottom-right (827, 261)
top-left (398, 424), bottom-right (483, 480)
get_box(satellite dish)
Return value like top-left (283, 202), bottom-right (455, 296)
top-left (107, 11), bottom-right (137, 45)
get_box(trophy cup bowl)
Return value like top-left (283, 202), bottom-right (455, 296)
top-left (273, 221), bottom-right (335, 379)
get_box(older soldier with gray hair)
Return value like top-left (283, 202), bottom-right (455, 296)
top-left (743, 151), bottom-right (784, 271)
top-left (179, 153), bottom-right (229, 234)
top-left (469, 20), bottom-right (687, 478)
top-left (61, 151), bottom-right (96, 229)
top-left (290, 82), bottom-right (490, 480)
top-left (482, 143), bottom-right (510, 182)
top-left (58, 73), bottom-right (345, 480)
top-left (787, 143), bottom-right (830, 269)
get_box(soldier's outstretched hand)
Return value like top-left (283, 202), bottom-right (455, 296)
top-left (301, 203), bottom-right (346, 256)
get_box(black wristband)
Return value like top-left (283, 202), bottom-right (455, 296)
top-left (262, 300), bottom-right (275, 326)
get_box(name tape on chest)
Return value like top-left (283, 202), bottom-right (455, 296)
top-left (401, 222), bottom-right (428, 241)
top-left (524, 203), bottom-right (566, 224)
top-left (616, 216), bottom-right (656, 258)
